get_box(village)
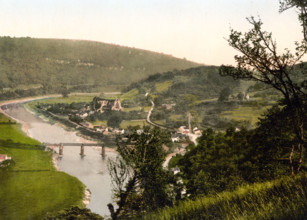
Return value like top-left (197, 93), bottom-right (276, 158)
top-left (69, 96), bottom-right (203, 145)
top-left (32, 94), bottom-right (205, 149)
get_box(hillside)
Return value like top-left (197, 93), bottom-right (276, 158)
top-left (120, 66), bottom-right (253, 130)
top-left (144, 173), bottom-right (307, 219)
top-left (121, 64), bottom-right (306, 130)
top-left (123, 65), bottom-right (240, 99)
top-left (0, 37), bottom-right (199, 99)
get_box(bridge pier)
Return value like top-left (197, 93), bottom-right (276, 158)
top-left (80, 144), bottom-right (85, 156)
top-left (43, 143), bottom-right (105, 157)
top-left (101, 146), bottom-right (105, 157)
top-left (59, 144), bottom-right (64, 156)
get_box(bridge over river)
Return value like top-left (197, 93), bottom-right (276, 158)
top-left (43, 143), bottom-right (105, 157)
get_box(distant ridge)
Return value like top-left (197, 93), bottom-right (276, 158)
top-left (0, 37), bottom-right (199, 99)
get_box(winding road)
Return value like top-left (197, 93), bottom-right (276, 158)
top-left (146, 100), bottom-right (168, 129)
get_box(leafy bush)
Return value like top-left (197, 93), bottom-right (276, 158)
top-left (46, 206), bottom-right (103, 219)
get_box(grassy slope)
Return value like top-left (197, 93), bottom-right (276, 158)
top-left (145, 173), bottom-right (307, 220)
top-left (219, 105), bottom-right (272, 126)
top-left (0, 37), bottom-right (199, 94)
top-left (0, 114), bottom-right (84, 220)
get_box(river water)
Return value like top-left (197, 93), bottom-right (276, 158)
top-left (3, 103), bottom-right (116, 217)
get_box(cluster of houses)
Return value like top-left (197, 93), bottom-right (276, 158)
top-left (0, 154), bottom-right (12, 167)
top-left (162, 103), bottom-right (176, 110)
top-left (72, 97), bottom-right (203, 145)
top-left (79, 121), bottom-right (125, 135)
top-left (70, 97), bottom-right (125, 133)
top-left (76, 97), bottom-right (124, 120)
top-left (94, 97), bottom-right (123, 112)
top-left (171, 126), bottom-right (202, 143)
top-left (177, 126), bottom-right (202, 135)
top-left (76, 106), bottom-right (94, 119)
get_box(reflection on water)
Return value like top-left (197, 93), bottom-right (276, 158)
top-left (3, 104), bottom-right (115, 217)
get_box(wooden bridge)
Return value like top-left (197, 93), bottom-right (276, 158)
top-left (43, 143), bottom-right (105, 157)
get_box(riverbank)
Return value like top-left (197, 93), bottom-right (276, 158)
top-left (0, 95), bottom-right (60, 135)
top-left (1, 96), bottom-right (116, 216)
top-left (0, 96), bottom-right (94, 208)
top-left (1, 95), bottom-right (116, 157)
top-left (0, 112), bottom-right (85, 219)
top-left (23, 101), bottom-right (117, 153)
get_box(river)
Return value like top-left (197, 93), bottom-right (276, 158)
top-left (2, 102), bottom-right (116, 217)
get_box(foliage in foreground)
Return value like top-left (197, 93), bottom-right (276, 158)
top-left (108, 126), bottom-right (176, 219)
top-left (144, 173), bottom-right (307, 220)
top-left (45, 206), bottom-right (103, 220)
top-left (220, 2), bottom-right (307, 174)
top-left (173, 102), bottom-right (306, 198)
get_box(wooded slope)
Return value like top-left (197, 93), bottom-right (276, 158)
top-left (0, 37), bottom-right (198, 97)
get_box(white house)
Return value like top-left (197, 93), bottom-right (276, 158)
top-left (0, 154), bottom-right (11, 163)
top-left (178, 126), bottom-right (189, 134)
top-left (172, 137), bottom-right (180, 142)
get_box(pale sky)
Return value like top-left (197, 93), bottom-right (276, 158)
top-left (0, 0), bottom-right (303, 65)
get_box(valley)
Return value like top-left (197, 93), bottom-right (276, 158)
top-left (0, 2), bottom-right (307, 217)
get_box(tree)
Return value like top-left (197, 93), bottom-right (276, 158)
top-left (107, 126), bottom-right (174, 219)
top-left (219, 14), bottom-right (307, 174)
top-left (92, 97), bottom-right (101, 110)
top-left (99, 92), bottom-right (105, 99)
top-left (218, 87), bottom-right (232, 102)
top-left (237, 92), bottom-right (244, 101)
top-left (45, 206), bottom-right (103, 219)
top-left (174, 124), bottom-right (295, 198)
top-left (279, 1), bottom-right (307, 90)
top-left (107, 114), bottom-right (122, 128)
top-left (254, 104), bottom-right (307, 176)
top-left (61, 88), bottom-right (70, 98)
top-left (279, 0), bottom-right (307, 41)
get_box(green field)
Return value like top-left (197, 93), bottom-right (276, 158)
top-left (195, 98), bottom-right (217, 104)
top-left (123, 106), bottom-right (143, 112)
top-left (143, 106), bottom-right (152, 112)
top-left (120, 120), bottom-right (148, 129)
top-left (152, 120), bottom-right (167, 126)
top-left (169, 114), bottom-right (183, 121)
top-left (0, 114), bottom-right (85, 219)
top-left (120, 88), bottom-right (139, 101)
top-left (28, 94), bottom-right (96, 106)
top-left (155, 80), bottom-right (172, 93)
top-left (219, 105), bottom-right (271, 126)
top-left (92, 120), bottom-right (108, 127)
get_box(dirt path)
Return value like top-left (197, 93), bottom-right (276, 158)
top-left (146, 100), bottom-right (169, 129)
top-left (164, 147), bottom-right (186, 168)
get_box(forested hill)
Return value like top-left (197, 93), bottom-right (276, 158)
top-left (123, 65), bottom-right (241, 101)
top-left (0, 37), bottom-right (199, 99)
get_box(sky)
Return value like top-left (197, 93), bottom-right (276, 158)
top-left (0, 0), bottom-right (303, 65)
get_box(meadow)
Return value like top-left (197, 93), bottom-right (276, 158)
top-left (0, 114), bottom-right (85, 219)
top-left (26, 94), bottom-right (97, 107)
